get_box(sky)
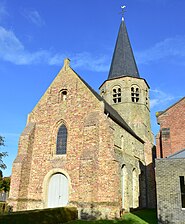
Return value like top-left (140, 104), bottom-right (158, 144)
top-left (0, 0), bottom-right (184, 177)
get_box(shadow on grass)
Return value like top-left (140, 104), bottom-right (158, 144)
top-left (132, 209), bottom-right (157, 224)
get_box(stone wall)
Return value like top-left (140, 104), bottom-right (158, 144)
top-left (9, 60), bottom-right (155, 219)
top-left (156, 158), bottom-right (185, 224)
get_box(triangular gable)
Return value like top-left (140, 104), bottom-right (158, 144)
top-left (157, 96), bottom-right (185, 118)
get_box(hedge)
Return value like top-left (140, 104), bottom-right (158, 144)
top-left (0, 206), bottom-right (78, 224)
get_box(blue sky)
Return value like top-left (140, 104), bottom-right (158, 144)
top-left (0, 0), bottom-right (184, 177)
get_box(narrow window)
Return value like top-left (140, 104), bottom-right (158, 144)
top-left (112, 86), bottom-right (121, 103)
top-left (56, 124), bottom-right (67, 154)
top-left (146, 89), bottom-right (148, 106)
top-left (131, 85), bottom-right (140, 103)
top-left (161, 128), bottom-right (170, 140)
top-left (180, 176), bottom-right (185, 208)
top-left (60, 89), bottom-right (67, 102)
top-left (132, 168), bottom-right (139, 208)
top-left (101, 89), bottom-right (105, 98)
top-left (121, 165), bottom-right (127, 209)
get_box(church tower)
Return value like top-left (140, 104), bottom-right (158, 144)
top-left (99, 12), bottom-right (155, 208)
top-left (99, 17), bottom-right (153, 144)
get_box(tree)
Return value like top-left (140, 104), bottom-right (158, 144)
top-left (0, 136), bottom-right (8, 170)
top-left (0, 176), bottom-right (10, 192)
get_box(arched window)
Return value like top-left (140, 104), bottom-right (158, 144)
top-left (131, 85), bottom-right (139, 103)
top-left (56, 124), bottom-right (67, 154)
top-left (112, 86), bottom-right (121, 103)
top-left (59, 89), bottom-right (67, 102)
top-left (132, 168), bottom-right (138, 208)
top-left (121, 165), bottom-right (127, 209)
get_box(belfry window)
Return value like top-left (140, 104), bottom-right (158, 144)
top-left (56, 124), bottom-right (67, 155)
top-left (131, 85), bottom-right (139, 103)
top-left (180, 176), bottom-right (185, 208)
top-left (112, 86), bottom-right (121, 103)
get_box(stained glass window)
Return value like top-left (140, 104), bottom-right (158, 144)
top-left (56, 124), bottom-right (67, 154)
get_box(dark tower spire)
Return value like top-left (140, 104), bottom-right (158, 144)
top-left (108, 18), bottom-right (140, 80)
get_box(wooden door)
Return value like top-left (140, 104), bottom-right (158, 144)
top-left (47, 173), bottom-right (69, 208)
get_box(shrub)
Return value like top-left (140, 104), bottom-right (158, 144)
top-left (0, 206), bottom-right (78, 224)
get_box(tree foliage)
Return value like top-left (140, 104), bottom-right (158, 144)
top-left (0, 136), bottom-right (7, 170)
top-left (0, 176), bottom-right (10, 192)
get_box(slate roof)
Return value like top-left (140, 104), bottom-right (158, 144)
top-left (167, 148), bottom-right (185, 159)
top-left (71, 68), bottom-right (144, 144)
top-left (108, 20), bottom-right (140, 80)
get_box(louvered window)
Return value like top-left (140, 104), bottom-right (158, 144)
top-left (131, 85), bottom-right (139, 103)
top-left (56, 124), bottom-right (67, 154)
top-left (112, 86), bottom-right (121, 103)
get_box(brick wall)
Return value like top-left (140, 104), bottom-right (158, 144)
top-left (9, 60), bottom-right (154, 218)
top-left (156, 97), bottom-right (185, 158)
top-left (156, 158), bottom-right (185, 224)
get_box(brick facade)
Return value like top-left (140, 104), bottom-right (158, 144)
top-left (155, 97), bottom-right (185, 223)
top-left (8, 59), bottom-right (155, 219)
top-left (156, 97), bottom-right (185, 158)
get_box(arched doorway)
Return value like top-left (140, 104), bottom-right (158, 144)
top-left (47, 173), bottom-right (69, 208)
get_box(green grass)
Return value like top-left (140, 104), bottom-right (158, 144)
top-left (131, 209), bottom-right (157, 224)
top-left (68, 209), bottom-right (157, 224)
top-left (0, 208), bottom-right (157, 224)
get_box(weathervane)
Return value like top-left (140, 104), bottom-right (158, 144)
top-left (120, 5), bottom-right (126, 21)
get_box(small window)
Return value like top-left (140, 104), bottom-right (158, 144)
top-left (101, 89), bottom-right (105, 98)
top-left (112, 86), bottom-right (121, 103)
top-left (146, 89), bottom-right (148, 106)
top-left (161, 128), bottom-right (170, 140)
top-left (131, 85), bottom-right (140, 103)
top-left (60, 89), bottom-right (67, 102)
top-left (56, 124), bottom-right (67, 154)
top-left (180, 176), bottom-right (185, 208)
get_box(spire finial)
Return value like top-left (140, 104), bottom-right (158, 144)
top-left (120, 5), bottom-right (126, 21)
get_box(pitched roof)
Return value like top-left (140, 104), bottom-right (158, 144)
top-left (108, 19), bottom-right (140, 80)
top-left (71, 67), bottom-right (144, 144)
top-left (167, 148), bottom-right (185, 159)
top-left (156, 96), bottom-right (185, 118)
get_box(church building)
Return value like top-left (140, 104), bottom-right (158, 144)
top-left (9, 15), bottom-right (155, 219)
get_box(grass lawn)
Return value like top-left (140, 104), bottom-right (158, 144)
top-left (0, 208), bottom-right (157, 224)
top-left (68, 209), bottom-right (157, 224)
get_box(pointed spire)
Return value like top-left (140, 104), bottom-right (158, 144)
top-left (108, 18), bottom-right (140, 80)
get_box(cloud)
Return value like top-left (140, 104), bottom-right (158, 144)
top-left (49, 52), bottom-right (109, 72)
top-left (0, 2), bottom-right (8, 22)
top-left (23, 9), bottom-right (45, 27)
top-left (136, 36), bottom-right (185, 65)
top-left (150, 89), bottom-right (175, 109)
top-left (0, 26), bottom-right (109, 72)
top-left (0, 26), bottom-right (50, 64)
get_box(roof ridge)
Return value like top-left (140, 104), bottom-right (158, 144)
top-left (71, 67), bottom-right (144, 143)
top-left (156, 96), bottom-right (185, 117)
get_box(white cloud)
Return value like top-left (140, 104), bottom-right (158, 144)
top-left (136, 36), bottom-right (185, 64)
top-left (23, 9), bottom-right (45, 27)
top-left (0, 26), bottom-right (50, 64)
top-left (150, 89), bottom-right (175, 109)
top-left (0, 26), bottom-right (109, 72)
top-left (49, 52), bottom-right (109, 72)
